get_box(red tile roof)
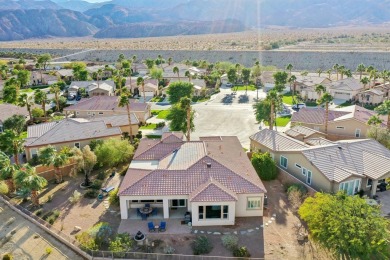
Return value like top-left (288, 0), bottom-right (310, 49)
top-left (63, 96), bottom-right (149, 112)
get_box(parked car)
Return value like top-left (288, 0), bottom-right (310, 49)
top-left (226, 82), bottom-right (233, 87)
top-left (292, 103), bottom-right (306, 110)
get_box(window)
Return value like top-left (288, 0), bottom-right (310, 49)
top-left (295, 163), bottom-right (302, 169)
top-left (302, 168), bottom-right (307, 176)
top-left (131, 199), bottom-right (163, 203)
top-left (198, 206), bottom-right (204, 220)
top-left (31, 148), bottom-right (38, 157)
top-left (355, 129), bottom-right (361, 138)
top-left (206, 205), bottom-right (221, 219)
top-left (98, 112), bottom-right (104, 115)
top-left (280, 156), bottom-right (288, 169)
top-left (336, 126), bottom-right (345, 129)
top-left (247, 197), bottom-right (262, 209)
top-left (171, 199), bottom-right (186, 208)
top-left (74, 142), bottom-right (80, 148)
top-left (223, 206), bottom-right (228, 219)
top-left (339, 179), bottom-right (361, 195)
top-left (198, 205), bottom-right (229, 220)
top-left (76, 112), bottom-right (79, 115)
top-left (367, 179), bottom-right (372, 187)
top-left (306, 170), bottom-right (312, 185)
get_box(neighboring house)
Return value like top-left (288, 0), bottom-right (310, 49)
top-left (284, 125), bottom-right (326, 142)
top-left (69, 81), bottom-right (115, 97)
top-left (119, 133), bottom-right (267, 226)
top-left (0, 80), bottom-right (4, 98)
top-left (63, 96), bottom-right (151, 123)
top-left (0, 104), bottom-right (29, 133)
top-left (325, 78), bottom-right (363, 101)
top-left (163, 78), bottom-right (205, 96)
top-left (86, 65), bottom-right (114, 79)
top-left (250, 129), bottom-right (390, 197)
top-left (290, 105), bottom-right (387, 140)
top-left (296, 75), bottom-right (331, 100)
top-left (358, 89), bottom-right (385, 105)
top-left (24, 118), bottom-right (122, 160)
top-left (30, 72), bottom-right (58, 86)
top-left (56, 69), bottom-right (74, 81)
top-left (89, 114), bottom-right (139, 136)
top-left (129, 79), bottom-right (159, 97)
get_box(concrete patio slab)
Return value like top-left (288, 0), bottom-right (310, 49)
top-left (118, 218), bottom-right (192, 235)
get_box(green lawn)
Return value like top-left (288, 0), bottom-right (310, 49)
top-left (192, 96), bottom-right (210, 103)
top-left (140, 123), bottom-right (157, 130)
top-left (20, 88), bottom-right (34, 93)
top-left (264, 115), bottom-right (292, 127)
top-left (150, 96), bottom-right (165, 102)
top-left (234, 85), bottom-right (257, 91)
top-left (146, 134), bottom-right (162, 139)
top-left (151, 110), bottom-right (170, 119)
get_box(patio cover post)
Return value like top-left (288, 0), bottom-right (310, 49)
top-left (120, 197), bottom-right (129, 219)
top-left (163, 198), bottom-right (169, 219)
top-left (370, 180), bottom-right (378, 198)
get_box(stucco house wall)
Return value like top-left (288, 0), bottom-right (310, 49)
top-left (235, 193), bottom-right (264, 217)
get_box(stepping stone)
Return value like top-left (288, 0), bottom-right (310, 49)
top-left (240, 230), bottom-right (247, 235)
top-left (213, 232), bottom-right (221, 235)
top-left (193, 230), bottom-right (198, 234)
top-left (233, 231), bottom-right (238, 234)
top-left (271, 217), bottom-right (275, 221)
top-left (268, 220), bottom-right (272, 224)
top-left (265, 223), bottom-right (269, 226)
top-left (248, 229), bottom-right (254, 233)
top-left (223, 232), bottom-right (231, 235)
top-left (200, 231), bottom-right (204, 234)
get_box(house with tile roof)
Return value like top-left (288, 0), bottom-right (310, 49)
top-left (250, 129), bottom-right (390, 197)
top-left (290, 105), bottom-right (388, 140)
top-left (325, 77), bottom-right (363, 101)
top-left (0, 104), bottom-right (29, 133)
top-left (296, 75), bottom-right (331, 100)
top-left (119, 132), bottom-right (266, 226)
top-left (24, 118), bottom-right (122, 159)
top-left (358, 88), bottom-right (386, 105)
top-left (63, 96), bottom-right (151, 123)
top-left (284, 125), bottom-right (326, 142)
top-left (128, 79), bottom-right (159, 98)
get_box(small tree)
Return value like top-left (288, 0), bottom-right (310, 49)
top-left (32, 108), bottom-right (44, 118)
top-left (39, 146), bottom-right (69, 183)
top-left (166, 81), bottom-right (194, 104)
top-left (251, 152), bottom-right (277, 181)
top-left (94, 139), bottom-right (134, 168)
top-left (3, 115), bottom-right (26, 136)
top-left (34, 89), bottom-right (48, 117)
top-left (72, 145), bottom-right (97, 187)
top-left (253, 99), bottom-right (271, 126)
top-left (0, 151), bottom-right (18, 193)
top-left (0, 130), bottom-right (24, 165)
top-left (374, 100), bottom-right (390, 130)
top-left (166, 100), bottom-right (195, 137)
top-left (14, 164), bottom-right (47, 206)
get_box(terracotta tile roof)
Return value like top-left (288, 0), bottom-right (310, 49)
top-left (133, 139), bottom-right (183, 160)
top-left (304, 137), bottom-right (334, 146)
top-left (302, 139), bottom-right (390, 181)
top-left (0, 104), bottom-right (29, 123)
top-left (27, 121), bottom-right (58, 138)
top-left (63, 96), bottom-right (149, 112)
top-left (25, 119), bottom-right (121, 147)
top-left (190, 179), bottom-right (238, 202)
top-left (89, 114), bottom-right (139, 126)
top-left (291, 107), bottom-right (349, 125)
top-left (285, 125), bottom-right (325, 138)
top-left (158, 142), bottom-right (206, 170)
top-left (250, 129), bottom-right (309, 151)
top-left (327, 78), bottom-right (363, 91)
top-left (161, 132), bottom-right (184, 143)
top-left (118, 168), bottom-right (152, 194)
top-left (333, 105), bottom-right (387, 127)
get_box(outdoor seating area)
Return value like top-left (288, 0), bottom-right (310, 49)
top-left (148, 221), bottom-right (167, 232)
top-left (136, 204), bottom-right (159, 220)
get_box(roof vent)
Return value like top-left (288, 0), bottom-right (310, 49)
top-left (206, 163), bottom-right (211, 168)
top-left (338, 146), bottom-right (342, 150)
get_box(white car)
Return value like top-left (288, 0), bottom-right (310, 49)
top-left (292, 103), bottom-right (306, 110)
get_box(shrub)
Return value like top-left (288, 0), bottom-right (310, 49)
top-left (2, 253), bottom-right (13, 260)
top-left (221, 235), bottom-right (238, 251)
top-left (46, 195), bottom-right (53, 202)
top-left (135, 131), bottom-right (142, 139)
top-left (44, 210), bottom-right (60, 225)
top-left (69, 190), bottom-right (82, 204)
top-left (45, 247), bottom-right (52, 255)
top-left (96, 171), bottom-right (108, 180)
top-left (89, 139), bottom-right (104, 151)
top-left (32, 107), bottom-right (44, 118)
top-left (76, 232), bottom-right (98, 250)
top-left (35, 209), bottom-right (43, 216)
top-left (84, 189), bottom-right (99, 199)
top-left (233, 246), bottom-right (251, 257)
top-left (90, 179), bottom-right (103, 190)
top-left (95, 138), bottom-right (134, 167)
top-left (109, 233), bottom-right (134, 253)
top-left (286, 183), bottom-right (308, 195)
top-left (251, 152), bottom-right (278, 181)
top-left (108, 188), bottom-right (119, 206)
top-left (164, 246), bottom-right (175, 254)
top-left (192, 236), bottom-right (213, 255)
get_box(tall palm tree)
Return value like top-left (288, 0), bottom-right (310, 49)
top-left (14, 164), bottom-right (47, 206)
top-left (338, 65), bottom-right (346, 79)
top-left (288, 75), bottom-right (297, 94)
top-left (315, 84), bottom-right (326, 101)
top-left (39, 146), bottom-right (69, 183)
top-left (317, 92), bottom-right (334, 134)
top-left (18, 93), bottom-right (33, 120)
top-left (326, 69), bottom-right (332, 79)
top-left (0, 151), bottom-right (18, 193)
top-left (0, 130), bottom-right (24, 166)
top-left (50, 84), bottom-right (61, 111)
top-left (356, 63), bottom-right (365, 80)
top-left (167, 57), bottom-right (173, 66)
top-left (361, 77), bottom-right (370, 89)
top-left (35, 62), bottom-right (43, 84)
top-left (369, 69), bottom-right (378, 86)
top-left (286, 63), bottom-right (293, 77)
top-left (185, 70), bottom-right (192, 82)
top-left (136, 77), bottom-right (146, 103)
top-left (266, 90), bottom-right (279, 131)
top-left (374, 100), bottom-right (390, 130)
top-left (132, 55), bottom-right (137, 73)
top-left (381, 70), bottom-right (389, 84)
top-left (173, 66), bottom-right (180, 81)
top-left (333, 64), bottom-right (340, 80)
top-left (34, 89), bottom-right (48, 118)
top-left (96, 68), bottom-right (103, 88)
top-left (316, 68), bottom-right (323, 77)
top-left (118, 93), bottom-right (134, 143)
top-left (180, 97), bottom-right (192, 141)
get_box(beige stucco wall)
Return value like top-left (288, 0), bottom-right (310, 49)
top-left (235, 193), bottom-right (264, 217)
top-left (358, 93), bottom-right (384, 105)
top-left (118, 125), bottom-right (139, 135)
top-left (25, 134), bottom-right (121, 160)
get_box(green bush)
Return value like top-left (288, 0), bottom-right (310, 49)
top-left (43, 210), bottom-right (60, 225)
top-left (108, 188), bottom-right (119, 206)
top-left (35, 209), bottom-right (43, 216)
top-left (233, 246), bottom-right (251, 257)
top-left (96, 171), bottom-right (108, 180)
top-left (76, 232), bottom-right (98, 250)
top-left (286, 183), bottom-right (308, 195)
top-left (84, 189), bottom-right (99, 199)
top-left (109, 233), bottom-right (134, 253)
top-left (2, 253), bottom-right (13, 260)
top-left (192, 236), bottom-right (213, 255)
top-left (90, 179), bottom-right (103, 190)
top-left (135, 131), bottom-right (142, 139)
top-left (221, 235), bottom-right (238, 251)
top-left (251, 152), bottom-right (278, 181)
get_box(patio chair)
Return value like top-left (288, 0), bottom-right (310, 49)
top-left (159, 221), bottom-right (166, 232)
top-left (148, 222), bottom-right (156, 232)
top-left (151, 208), bottom-right (158, 216)
top-left (145, 203), bottom-right (151, 208)
top-left (141, 213), bottom-right (147, 220)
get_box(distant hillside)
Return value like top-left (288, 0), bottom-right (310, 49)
top-left (94, 20), bottom-right (246, 38)
top-left (54, 0), bottom-right (97, 12)
top-left (0, 0), bottom-right (60, 10)
top-left (0, 9), bottom-right (97, 41)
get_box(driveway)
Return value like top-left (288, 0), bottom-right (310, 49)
top-left (376, 190), bottom-right (390, 217)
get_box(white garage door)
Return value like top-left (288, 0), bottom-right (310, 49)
top-left (334, 92), bottom-right (350, 100)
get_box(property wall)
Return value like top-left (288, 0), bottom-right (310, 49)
top-left (277, 167), bottom-right (317, 196)
top-left (25, 135), bottom-right (121, 160)
top-left (36, 160), bottom-right (77, 181)
top-left (235, 193), bottom-right (264, 217)
top-left (191, 201), bottom-right (235, 227)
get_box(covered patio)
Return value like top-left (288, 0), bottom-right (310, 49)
top-left (118, 218), bottom-right (192, 235)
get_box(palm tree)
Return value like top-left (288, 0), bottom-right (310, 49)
top-left (96, 68), bottom-right (103, 88)
top-left (0, 151), bottom-right (18, 193)
top-left (338, 65), bottom-right (346, 79)
top-left (18, 93), bottom-right (33, 120)
top-left (14, 164), bottom-right (47, 206)
top-left (333, 64), bottom-right (339, 80)
top-left (361, 77), bottom-right (370, 89)
top-left (173, 66), bottom-right (180, 81)
top-left (266, 90), bottom-right (279, 131)
top-left (132, 55), bottom-right (137, 73)
top-left (286, 63), bottom-right (293, 77)
top-left (136, 77), bottom-right (146, 103)
top-left (381, 70), bottom-right (389, 84)
top-left (369, 69), bottom-right (378, 86)
top-left (315, 84), bottom-right (326, 101)
top-left (35, 62), bottom-right (43, 84)
top-left (39, 146), bottom-right (69, 183)
top-left (50, 84), bottom-right (61, 111)
top-left (317, 92), bottom-right (334, 134)
top-left (326, 69), bottom-right (332, 79)
top-left (185, 70), bottom-right (192, 82)
top-left (180, 97), bottom-right (192, 141)
top-left (0, 130), bottom-right (24, 166)
top-left (34, 89), bottom-right (48, 118)
top-left (316, 68), bottom-right (323, 77)
top-left (118, 93), bottom-right (134, 143)
top-left (374, 100), bottom-right (390, 130)
top-left (167, 57), bottom-right (173, 66)
top-left (356, 63), bottom-right (365, 80)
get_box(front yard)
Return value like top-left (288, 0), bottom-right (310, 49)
top-left (151, 110), bottom-right (170, 119)
top-left (264, 115), bottom-right (292, 127)
top-left (234, 85), bottom-right (257, 91)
